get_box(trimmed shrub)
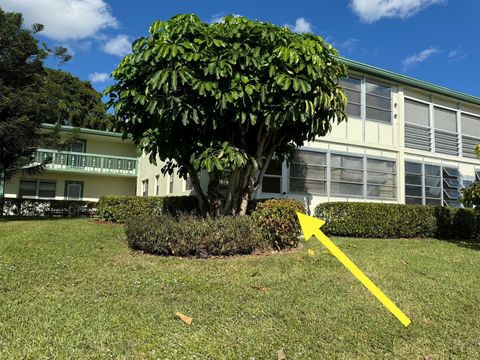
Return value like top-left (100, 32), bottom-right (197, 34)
top-left (314, 202), bottom-right (437, 238)
top-left (252, 198), bottom-right (306, 249)
top-left (97, 195), bottom-right (198, 222)
top-left (435, 207), bottom-right (477, 240)
top-left (125, 213), bottom-right (268, 257)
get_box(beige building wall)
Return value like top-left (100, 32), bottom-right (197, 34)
top-left (5, 172), bottom-right (136, 202)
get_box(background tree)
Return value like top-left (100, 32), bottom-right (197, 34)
top-left (107, 14), bottom-right (347, 216)
top-left (461, 144), bottom-right (480, 208)
top-left (35, 69), bottom-right (113, 130)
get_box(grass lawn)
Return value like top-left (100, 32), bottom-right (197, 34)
top-left (1, 219), bottom-right (479, 359)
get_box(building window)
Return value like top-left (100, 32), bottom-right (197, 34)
top-left (19, 179), bottom-right (56, 199)
top-left (461, 113), bottom-right (480, 158)
top-left (289, 150), bottom-right (327, 194)
top-left (168, 175), bottom-right (174, 194)
top-left (262, 159), bottom-right (282, 194)
top-left (155, 175), bottom-right (160, 196)
top-left (405, 162), bottom-right (442, 206)
top-left (339, 77), bottom-right (361, 118)
top-left (330, 154), bottom-right (364, 196)
top-left (443, 167), bottom-right (462, 207)
top-left (65, 181), bottom-right (83, 200)
top-left (366, 81), bottom-right (392, 123)
top-left (142, 179), bottom-right (149, 197)
top-left (366, 158), bottom-right (396, 199)
top-left (71, 140), bottom-right (86, 153)
top-left (340, 77), bottom-right (392, 123)
top-left (404, 98), bottom-right (431, 151)
top-left (434, 107), bottom-right (458, 156)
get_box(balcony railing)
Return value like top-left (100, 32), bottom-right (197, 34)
top-left (35, 149), bottom-right (138, 177)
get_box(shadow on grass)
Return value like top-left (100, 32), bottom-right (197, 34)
top-left (437, 238), bottom-right (480, 251)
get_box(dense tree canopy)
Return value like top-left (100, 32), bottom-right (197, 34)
top-left (0, 7), bottom-right (111, 213)
top-left (37, 69), bottom-right (113, 130)
top-left (107, 14), bottom-right (347, 215)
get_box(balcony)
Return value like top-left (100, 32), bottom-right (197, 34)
top-left (35, 149), bottom-right (138, 177)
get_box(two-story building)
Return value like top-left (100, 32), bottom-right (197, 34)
top-left (3, 57), bottom-right (480, 212)
top-left (3, 124), bottom-right (138, 202)
top-left (137, 57), bottom-right (480, 212)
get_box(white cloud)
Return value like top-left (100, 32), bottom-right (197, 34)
top-left (402, 47), bottom-right (439, 71)
top-left (333, 38), bottom-right (359, 53)
top-left (285, 17), bottom-right (313, 34)
top-left (210, 13), bottom-right (241, 24)
top-left (89, 72), bottom-right (110, 83)
top-left (101, 35), bottom-right (131, 57)
top-left (0, 0), bottom-right (118, 41)
top-left (448, 48), bottom-right (467, 61)
top-left (350, 0), bottom-right (445, 23)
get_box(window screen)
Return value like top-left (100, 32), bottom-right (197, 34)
top-left (19, 180), bottom-right (37, 198)
top-left (461, 113), bottom-right (480, 158)
top-left (405, 99), bottom-right (429, 126)
top-left (434, 107), bottom-right (457, 132)
top-left (289, 150), bottom-right (326, 194)
top-left (366, 158), bottom-right (396, 199)
top-left (66, 183), bottom-right (82, 200)
top-left (339, 77), bottom-right (361, 118)
top-left (366, 81), bottom-right (391, 123)
top-left (330, 154), bottom-right (364, 196)
top-left (38, 181), bottom-right (56, 198)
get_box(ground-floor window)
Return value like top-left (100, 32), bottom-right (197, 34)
top-left (19, 179), bottom-right (56, 199)
top-left (155, 175), bottom-right (160, 195)
top-left (65, 181), bottom-right (84, 200)
top-left (285, 149), bottom-right (396, 200)
top-left (404, 161), bottom-right (465, 207)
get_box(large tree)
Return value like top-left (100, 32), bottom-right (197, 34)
top-left (107, 14), bottom-right (347, 215)
top-left (35, 69), bottom-right (113, 130)
top-left (0, 8), bottom-right (49, 208)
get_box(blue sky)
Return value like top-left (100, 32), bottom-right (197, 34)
top-left (1, 0), bottom-right (479, 98)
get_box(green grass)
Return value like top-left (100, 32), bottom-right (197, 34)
top-left (1, 219), bottom-right (479, 359)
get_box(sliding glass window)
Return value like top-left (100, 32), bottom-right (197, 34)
top-left (289, 150), bottom-right (327, 194)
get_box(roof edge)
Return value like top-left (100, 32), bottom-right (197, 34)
top-left (40, 123), bottom-right (128, 139)
top-left (340, 57), bottom-right (480, 107)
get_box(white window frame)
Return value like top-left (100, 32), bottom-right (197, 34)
top-left (341, 74), bottom-right (393, 124)
top-left (155, 175), bottom-right (160, 196)
top-left (142, 179), bottom-right (149, 197)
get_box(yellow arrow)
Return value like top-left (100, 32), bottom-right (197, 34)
top-left (297, 212), bottom-right (411, 327)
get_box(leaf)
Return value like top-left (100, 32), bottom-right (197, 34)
top-left (307, 249), bottom-right (315, 256)
top-left (175, 312), bottom-right (193, 325)
top-left (277, 349), bottom-right (286, 360)
top-left (251, 285), bottom-right (267, 292)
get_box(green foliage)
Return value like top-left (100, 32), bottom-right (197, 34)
top-left (106, 14), bottom-right (347, 215)
top-left (434, 207), bottom-right (478, 240)
top-left (314, 202), bottom-right (480, 241)
top-left (314, 202), bottom-right (437, 238)
top-left (461, 181), bottom-right (480, 209)
top-left (125, 213), bottom-right (267, 257)
top-left (35, 69), bottom-right (113, 130)
top-left (97, 195), bottom-right (199, 222)
top-left (0, 8), bottom-right (49, 181)
top-left (252, 199), bottom-right (306, 249)
top-left (2, 198), bottom-right (96, 217)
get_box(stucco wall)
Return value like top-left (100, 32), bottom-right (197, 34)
top-left (5, 172), bottom-right (136, 201)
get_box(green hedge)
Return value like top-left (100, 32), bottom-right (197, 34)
top-left (97, 195), bottom-right (199, 222)
top-left (252, 198), bottom-right (305, 249)
top-left (314, 202), bottom-right (479, 240)
top-left (125, 213), bottom-right (267, 257)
